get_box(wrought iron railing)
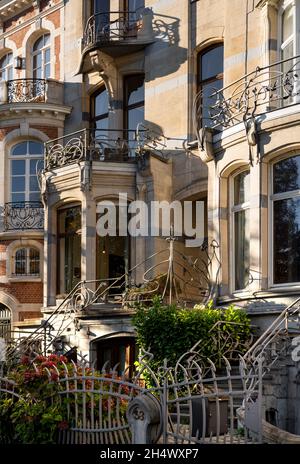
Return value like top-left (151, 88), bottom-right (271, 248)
top-left (243, 296), bottom-right (300, 367)
top-left (3, 202), bottom-right (44, 231)
top-left (44, 127), bottom-right (171, 170)
top-left (83, 11), bottom-right (141, 48)
top-left (7, 79), bottom-right (47, 103)
top-left (193, 55), bottom-right (300, 133)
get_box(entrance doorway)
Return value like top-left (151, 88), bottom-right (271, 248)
top-left (91, 335), bottom-right (136, 375)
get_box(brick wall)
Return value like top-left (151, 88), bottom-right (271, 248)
top-left (0, 282), bottom-right (43, 304)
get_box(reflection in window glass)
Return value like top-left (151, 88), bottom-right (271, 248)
top-left (198, 44), bottom-right (224, 128)
top-left (10, 141), bottom-right (44, 203)
top-left (0, 53), bottom-right (13, 81)
top-left (273, 156), bottom-right (300, 284)
top-left (232, 171), bottom-right (250, 290)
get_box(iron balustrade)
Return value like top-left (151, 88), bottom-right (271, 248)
top-left (83, 11), bottom-right (141, 48)
top-left (3, 202), bottom-right (44, 231)
top-left (44, 128), bottom-right (147, 170)
top-left (7, 78), bottom-right (47, 103)
top-left (193, 54), bottom-right (300, 133)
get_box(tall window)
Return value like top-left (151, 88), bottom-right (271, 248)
top-left (198, 44), bottom-right (224, 128)
top-left (0, 53), bottom-right (13, 81)
top-left (92, 0), bottom-right (110, 33)
top-left (124, 74), bottom-right (144, 151)
top-left (10, 141), bottom-right (44, 203)
top-left (91, 87), bottom-right (109, 132)
top-left (33, 34), bottom-right (50, 79)
top-left (272, 155), bottom-right (300, 284)
top-left (57, 206), bottom-right (81, 295)
top-left (126, 0), bottom-right (145, 20)
top-left (232, 170), bottom-right (250, 291)
top-left (14, 248), bottom-right (40, 276)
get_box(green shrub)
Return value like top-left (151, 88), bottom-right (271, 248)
top-left (132, 297), bottom-right (252, 371)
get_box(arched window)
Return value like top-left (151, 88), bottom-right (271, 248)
top-left (91, 87), bottom-right (109, 131)
top-left (13, 247), bottom-right (40, 276)
top-left (0, 52), bottom-right (13, 81)
top-left (272, 155), bottom-right (300, 284)
top-left (231, 170), bottom-right (250, 291)
top-left (33, 34), bottom-right (50, 79)
top-left (197, 44), bottom-right (224, 128)
top-left (10, 141), bottom-right (44, 203)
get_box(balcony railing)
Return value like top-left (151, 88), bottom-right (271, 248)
top-left (3, 202), bottom-right (44, 231)
top-left (193, 55), bottom-right (300, 133)
top-left (45, 128), bottom-right (147, 170)
top-left (0, 78), bottom-right (64, 106)
top-left (83, 11), bottom-right (141, 49)
top-left (7, 79), bottom-right (46, 103)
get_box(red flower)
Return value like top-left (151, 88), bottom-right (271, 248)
top-left (41, 361), bottom-right (56, 368)
top-left (48, 354), bottom-right (59, 362)
top-left (57, 421), bottom-right (69, 430)
top-left (59, 355), bottom-right (68, 363)
top-left (50, 371), bottom-right (59, 382)
top-left (35, 355), bottom-right (47, 363)
top-left (21, 356), bottom-right (30, 365)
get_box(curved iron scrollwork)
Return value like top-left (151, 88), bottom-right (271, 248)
top-left (7, 79), bottom-right (46, 103)
top-left (193, 56), bottom-right (300, 133)
top-left (4, 202), bottom-right (44, 231)
top-left (45, 136), bottom-right (85, 170)
top-left (83, 11), bottom-right (139, 48)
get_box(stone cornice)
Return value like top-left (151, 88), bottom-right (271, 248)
top-left (0, 102), bottom-right (72, 120)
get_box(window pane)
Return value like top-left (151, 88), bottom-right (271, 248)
top-left (96, 117), bottom-right (108, 131)
top-left (44, 34), bottom-right (50, 46)
top-left (234, 171), bottom-right (250, 205)
top-left (33, 36), bottom-right (44, 51)
top-left (126, 75), bottom-right (144, 107)
top-left (282, 5), bottom-right (294, 43)
top-left (33, 53), bottom-right (42, 70)
top-left (29, 141), bottom-right (43, 155)
top-left (29, 192), bottom-right (41, 201)
top-left (15, 248), bottom-right (26, 275)
top-left (235, 209), bottom-right (250, 290)
top-left (95, 89), bottom-right (109, 117)
top-left (11, 160), bottom-right (25, 175)
top-left (30, 176), bottom-right (39, 192)
top-left (44, 48), bottom-right (50, 64)
top-left (12, 142), bottom-right (27, 156)
top-left (12, 193), bottom-right (25, 202)
top-left (44, 64), bottom-right (50, 79)
top-left (273, 156), bottom-right (300, 194)
top-left (30, 159), bottom-right (43, 174)
top-left (12, 177), bottom-right (25, 192)
top-left (29, 249), bottom-right (40, 275)
top-left (201, 79), bottom-right (223, 128)
top-left (274, 198), bottom-right (300, 284)
top-left (200, 45), bottom-right (224, 82)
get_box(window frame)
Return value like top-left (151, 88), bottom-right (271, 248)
top-left (32, 33), bottom-right (51, 80)
top-left (13, 247), bottom-right (40, 277)
top-left (90, 86), bottom-right (109, 132)
top-left (0, 52), bottom-right (13, 81)
top-left (197, 43), bottom-right (224, 129)
top-left (269, 153), bottom-right (300, 288)
top-left (9, 141), bottom-right (44, 203)
top-left (230, 169), bottom-right (251, 293)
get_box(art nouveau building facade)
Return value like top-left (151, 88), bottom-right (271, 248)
top-left (0, 0), bottom-right (299, 366)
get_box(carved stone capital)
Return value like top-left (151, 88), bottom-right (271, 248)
top-left (197, 127), bottom-right (215, 163)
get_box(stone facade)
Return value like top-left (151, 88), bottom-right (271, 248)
top-left (0, 0), bottom-right (299, 367)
